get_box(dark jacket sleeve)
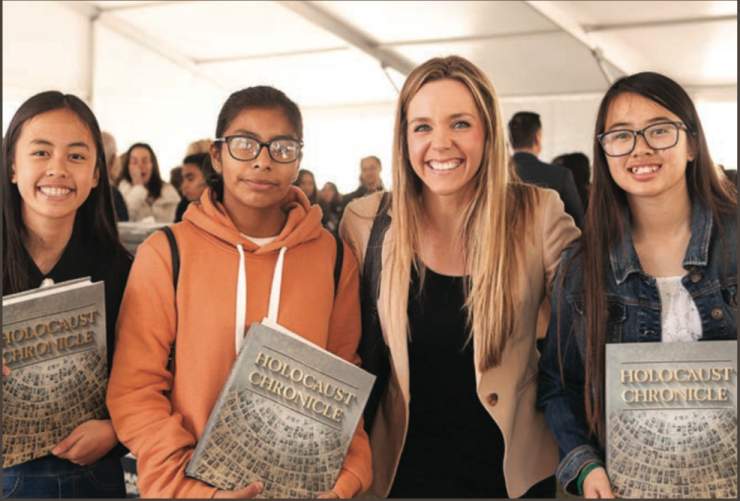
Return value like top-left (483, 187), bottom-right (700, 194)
top-left (537, 253), bottom-right (602, 494)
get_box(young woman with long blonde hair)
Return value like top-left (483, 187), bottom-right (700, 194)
top-left (340, 55), bottom-right (580, 498)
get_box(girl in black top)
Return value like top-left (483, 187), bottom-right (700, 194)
top-left (2, 91), bottom-right (132, 498)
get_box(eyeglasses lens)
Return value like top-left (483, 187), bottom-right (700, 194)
top-left (227, 137), bottom-right (300, 163)
top-left (601, 123), bottom-right (680, 156)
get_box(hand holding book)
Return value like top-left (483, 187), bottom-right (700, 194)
top-left (51, 419), bottom-right (118, 466)
top-left (316, 490), bottom-right (339, 498)
top-left (581, 466), bottom-right (614, 499)
top-left (214, 482), bottom-right (263, 498)
top-left (3, 278), bottom-right (111, 468)
top-left (185, 321), bottom-right (375, 498)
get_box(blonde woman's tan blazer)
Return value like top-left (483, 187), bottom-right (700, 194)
top-left (339, 189), bottom-right (580, 498)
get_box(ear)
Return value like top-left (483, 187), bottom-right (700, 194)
top-left (686, 134), bottom-right (697, 162)
top-left (210, 143), bottom-right (222, 174)
top-left (535, 130), bottom-right (542, 149)
top-left (10, 165), bottom-right (17, 184)
top-left (92, 166), bottom-right (100, 188)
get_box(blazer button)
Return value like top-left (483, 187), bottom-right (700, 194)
top-left (711, 308), bottom-right (723, 320)
top-left (690, 272), bottom-right (702, 283)
top-left (487, 393), bottom-right (499, 407)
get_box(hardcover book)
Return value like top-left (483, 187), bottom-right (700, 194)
top-left (606, 341), bottom-right (737, 498)
top-left (2, 278), bottom-right (108, 468)
top-left (185, 320), bottom-right (376, 498)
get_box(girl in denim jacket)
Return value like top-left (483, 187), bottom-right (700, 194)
top-left (538, 72), bottom-right (737, 498)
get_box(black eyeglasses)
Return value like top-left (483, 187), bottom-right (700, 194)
top-left (598, 121), bottom-right (689, 157)
top-left (215, 135), bottom-right (303, 163)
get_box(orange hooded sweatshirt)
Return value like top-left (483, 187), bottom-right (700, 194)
top-left (107, 187), bottom-right (372, 498)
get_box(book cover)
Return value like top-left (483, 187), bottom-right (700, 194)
top-left (2, 278), bottom-right (108, 468)
top-left (606, 341), bottom-right (737, 498)
top-left (185, 321), bottom-right (376, 498)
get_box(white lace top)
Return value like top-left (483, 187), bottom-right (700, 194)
top-left (656, 276), bottom-right (703, 343)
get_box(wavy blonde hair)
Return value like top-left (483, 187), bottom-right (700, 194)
top-left (386, 55), bottom-right (537, 371)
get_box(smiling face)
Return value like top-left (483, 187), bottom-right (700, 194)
top-left (210, 107), bottom-right (300, 215)
top-left (406, 78), bottom-right (485, 200)
top-left (604, 92), bottom-right (695, 202)
top-left (11, 107), bottom-right (99, 228)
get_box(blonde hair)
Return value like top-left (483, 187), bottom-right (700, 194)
top-left (387, 55), bottom-right (537, 371)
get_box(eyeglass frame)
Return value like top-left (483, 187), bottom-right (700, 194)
top-left (597, 121), bottom-right (691, 157)
top-left (214, 135), bottom-right (304, 163)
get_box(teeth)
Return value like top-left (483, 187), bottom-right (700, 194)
top-left (630, 166), bottom-right (660, 175)
top-left (39, 187), bottom-right (72, 197)
top-left (429, 160), bottom-right (461, 171)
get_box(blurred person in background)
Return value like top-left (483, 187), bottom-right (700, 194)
top-left (342, 155), bottom-right (385, 208)
top-left (101, 131), bottom-right (129, 221)
top-left (175, 152), bottom-right (209, 222)
top-left (319, 181), bottom-right (343, 234)
top-left (117, 142), bottom-right (180, 223)
top-left (169, 166), bottom-right (184, 194)
top-left (509, 112), bottom-right (584, 228)
top-left (552, 152), bottom-right (591, 212)
top-left (293, 168), bottom-right (318, 205)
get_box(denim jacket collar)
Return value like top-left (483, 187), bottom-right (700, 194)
top-left (609, 198), bottom-right (713, 285)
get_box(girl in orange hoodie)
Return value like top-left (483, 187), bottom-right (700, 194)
top-left (107, 86), bottom-right (372, 499)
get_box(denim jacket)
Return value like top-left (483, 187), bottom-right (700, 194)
top-left (537, 200), bottom-right (737, 495)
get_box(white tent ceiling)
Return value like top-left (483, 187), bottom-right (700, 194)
top-left (8, 0), bottom-right (736, 104)
top-left (3, 1), bottom-right (737, 189)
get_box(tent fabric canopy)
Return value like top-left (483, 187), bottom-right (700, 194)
top-left (3, 1), bottom-right (737, 189)
top-left (12, 0), bottom-right (735, 104)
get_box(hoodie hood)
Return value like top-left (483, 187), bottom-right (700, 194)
top-left (182, 185), bottom-right (325, 353)
top-left (183, 185), bottom-right (324, 254)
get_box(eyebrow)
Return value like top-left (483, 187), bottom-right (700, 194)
top-left (607, 116), bottom-right (675, 130)
top-left (29, 139), bottom-right (90, 150)
top-left (408, 112), bottom-right (476, 126)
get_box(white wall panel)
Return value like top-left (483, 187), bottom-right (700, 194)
top-left (302, 103), bottom-right (395, 194)
top-left (3, 1), bottom-right (91, 99)
top-left (92, 24), bottom-right (226, 176)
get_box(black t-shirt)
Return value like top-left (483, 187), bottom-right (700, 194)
top-left (390, 266), bottom-right (508, 498)
top-left (20, 222), bottom-right (133, 375)
top-left (13, 222), bottom-right (133, 461)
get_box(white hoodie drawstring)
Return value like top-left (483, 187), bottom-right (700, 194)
top-left (267, 246), bottom-right (288, 323)
top-left (234, 244), bottom-right (288, 355)
top-left (234, 244), bottom-right (247, 354)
